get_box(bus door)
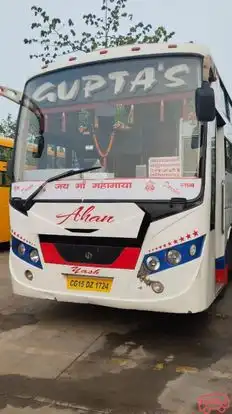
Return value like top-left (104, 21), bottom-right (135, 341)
top-left (214, 118), bottom-right (228, 286)
top-left (223, 126), bottom-right (232, 274)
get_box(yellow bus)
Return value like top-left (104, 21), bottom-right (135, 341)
top-left (0, 136), bottom-right (14, 243)
top-left (26, 143), bottom-right (65, 169)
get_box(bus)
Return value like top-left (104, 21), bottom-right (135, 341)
top-left (0, 136), bottom-right (13, 243)
top-left (1, 42), bottom-right (232, 313)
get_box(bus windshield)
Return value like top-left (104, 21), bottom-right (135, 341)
top-left (15, 55), bottom-right (202, 193)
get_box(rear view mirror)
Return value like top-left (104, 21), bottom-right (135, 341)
top-left (195, 81), bottom-right (216, 122)
top-left (7, 158), bottom-right (13, 180)
top-left (32, 135), bottom-right (44, 158)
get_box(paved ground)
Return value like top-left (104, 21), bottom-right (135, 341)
top-left (1, 248), bottom-right (232, 413)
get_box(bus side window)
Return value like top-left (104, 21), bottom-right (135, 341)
top-left (4, 173), bottom-right (11, 186)
top-left (0, 145), bottom-right (13, 162)
top-left (225, 138), bottom-right (232, 173)
top-left (0, 171), bottom-right (11, 187)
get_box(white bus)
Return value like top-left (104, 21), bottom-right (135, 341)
top-left (1, 42), bottom-right (232, 313)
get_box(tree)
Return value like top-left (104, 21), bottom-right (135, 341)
top-left (24, 0), bottom-right (175, 64)
top-left (0, 114), bottom-right (17, 138)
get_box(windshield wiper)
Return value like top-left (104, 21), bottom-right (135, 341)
top-left (169, 197), bottom-right (188, 209)
top-left (169, 197), bottom-right (187, 205)
top-left (15, 166), bottom-right (101, 212)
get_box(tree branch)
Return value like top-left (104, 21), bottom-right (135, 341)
top-left (24, 1), bottom-right (175, 64)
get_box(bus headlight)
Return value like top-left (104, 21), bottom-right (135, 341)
top-left (145, 255), bottom-right (160, 271)
top-left (166, 249), bottom-right (182, 265)
top-left (29, 249), bottom-right (40, 263)
top-left (18, 243), bottom-right (26, 256)
top-left (189, 244), bottom-right (197, 256)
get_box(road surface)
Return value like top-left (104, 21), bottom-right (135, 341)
top-left (0, 249), bottom-right (232, 413)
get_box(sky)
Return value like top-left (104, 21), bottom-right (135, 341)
top-left (1, 0), bottom-right (232, 120)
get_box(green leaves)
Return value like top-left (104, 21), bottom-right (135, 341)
top-left (24, 0), bottom-right (175, 64)
top-left (0, 114), bottom-right (17, 138)
top-left (68, 19), bottom-right (74, 27)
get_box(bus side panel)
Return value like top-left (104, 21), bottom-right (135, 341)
top-left (0, 187), bottom-right (10, 243)
top-left (223, 124), bottom-right (232, 261)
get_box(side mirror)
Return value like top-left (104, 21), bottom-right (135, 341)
top-left (195, 81), bottom-right (216, 122)
top-left (7, 158), bottom-right (13, 180)
top-left (32, 135), bottom-right (44, 158)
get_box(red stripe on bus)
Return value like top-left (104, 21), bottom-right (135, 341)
top-left (40, 242), bottom-right (140, 270)
top-left (216, 266), bottom-right (228, 284)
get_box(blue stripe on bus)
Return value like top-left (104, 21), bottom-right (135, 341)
top-left (143, 235), bottom-right (205, 275)
top-left (215, 255), bottom-right (228, 284)
top-left (215, 256), bottom-right (226, 270)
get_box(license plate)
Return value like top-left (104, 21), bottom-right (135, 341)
top-left (66, 275), bottom-right (113, 293)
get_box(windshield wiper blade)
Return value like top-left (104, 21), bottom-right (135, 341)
top-left (18, 166), bottom-right (101, 212)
